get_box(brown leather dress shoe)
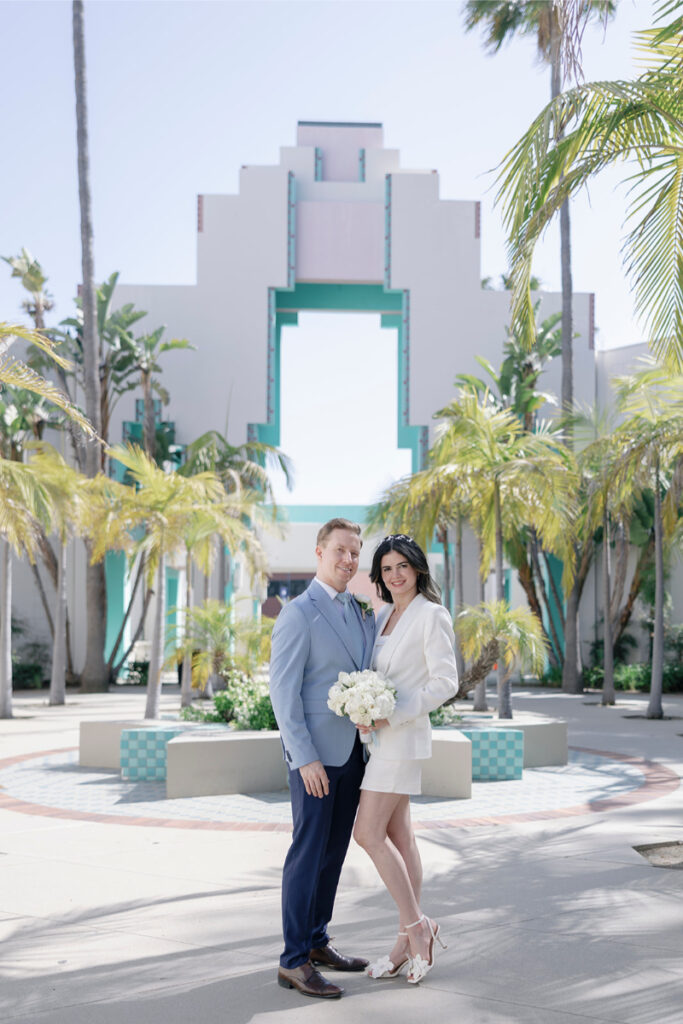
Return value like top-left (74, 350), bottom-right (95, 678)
top-left (277, 961), bottom-right (343, 998)
top-left (310, 943), bottom-right (369, 972)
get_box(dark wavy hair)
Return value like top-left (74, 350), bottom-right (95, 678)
top-left (370, 534), bottom-right (442, 605)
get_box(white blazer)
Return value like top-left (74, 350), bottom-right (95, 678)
top-left (371, 593), bottom-right (458, 761)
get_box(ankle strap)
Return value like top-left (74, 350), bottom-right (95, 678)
top-left (404, 915), bottom-right (425, 929)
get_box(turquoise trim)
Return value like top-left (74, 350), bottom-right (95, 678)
top-left (274, 504), bottom-right (370, 524)
top-left (358, 148), bottom-right (366, 182)
top-left (105, 550), bottom-right (126, 663)
top-left (276, 282), bottom-right (402, 313)
top-left (287, 172), bottom-right (296, 287)
top-left (314, 148), bottom-right (323, 182)
top-left (384, 175), bottom-right (392, 289)
top-left (543, 553), bottom-right (565, 657)
top-left (166, 568), bottom-right (179, 655)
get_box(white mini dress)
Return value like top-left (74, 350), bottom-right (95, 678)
top-left (360, 635), bottom-right (423, 796)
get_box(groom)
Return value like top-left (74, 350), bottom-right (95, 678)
top-left (269, 517), bottom-right (376, 999)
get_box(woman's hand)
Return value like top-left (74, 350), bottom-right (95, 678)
top-left (357, 719), bottom-right (389, 736)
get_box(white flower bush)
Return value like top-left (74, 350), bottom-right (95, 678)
top-left (328, 669), bottom-right (396, 726)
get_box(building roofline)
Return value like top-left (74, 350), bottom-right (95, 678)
top-left (297, 120), bottom-right (383, 128)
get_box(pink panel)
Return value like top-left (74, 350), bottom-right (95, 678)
top-left (296, 201), bottom-right (384, 283)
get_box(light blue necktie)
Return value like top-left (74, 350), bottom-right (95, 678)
top-left (336, 591), bottom-right (350, 623)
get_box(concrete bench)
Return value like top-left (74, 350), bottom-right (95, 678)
top-left (120, 726), bottom-right (187, 780)
top-left (79, 720), bottom-right (166, 769)
top-left (462, 728), bottom-right (524, 781)
top-left (166, 731), bottom-right (288, 797)
top-left (422, 732), bottom-right (472, 799)
top-left (166, 729), bottom-right (472, 800)
top-left (456, 712), bottom-right (567, 768)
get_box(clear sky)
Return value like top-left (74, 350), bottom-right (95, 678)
top-left (1, 0), bottom-right (658, 506)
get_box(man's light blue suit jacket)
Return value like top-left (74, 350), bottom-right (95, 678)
top-left (269, 580), bottom-right (376, 770)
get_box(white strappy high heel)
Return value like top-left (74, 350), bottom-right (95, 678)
top-left (366, 930), bottom-right (410, 979)
top-left (405, 914), bottom-right (447, 985)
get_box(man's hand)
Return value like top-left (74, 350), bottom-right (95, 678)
top-left (299, 760), bottom-right (330, 798)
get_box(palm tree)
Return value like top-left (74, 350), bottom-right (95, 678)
top-left (182, 429), bottom-right (293, 598)
top-left (55, 271), bottom-right (148, 468)
top-left (112, 327), bottom-right (193, 461)
top-left (2, 250), bottom-right (54, 329)
top-left (611, 359), bottom-right (683, 718)
top-left (26, 445), bottom-right (85, 706)
top-left (0, 459), bottom-right (51, 718)
top-left (73, 0), bottom-right (106, 692)
top-left (100, 445), bottom-right (267, 718)
top-left (446, 600), bottom-right (548, 701)
top-left (465, 0), bottom-right (615, 423)
top-left (575, 407), bottom-right (634, 705)
top-left (434, 386), bottom-right (576, 717)
top-left (498, 4), bottom-right (683, 371)
top-left (170, 599), bottom-right (275, 698)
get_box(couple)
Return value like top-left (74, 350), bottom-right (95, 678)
top-left (269, 517), bottom-right (458, 999)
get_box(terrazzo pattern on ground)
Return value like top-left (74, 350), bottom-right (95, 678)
top-left (0, 745), bottom-right (671, 831)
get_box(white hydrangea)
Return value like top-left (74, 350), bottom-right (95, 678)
top-left (327, 669), bottom-right (396, 726)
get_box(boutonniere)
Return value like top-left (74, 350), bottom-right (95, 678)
top-left (353, 594), bottom-right (374, 620)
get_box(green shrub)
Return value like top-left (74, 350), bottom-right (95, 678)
top-left (429, 705), bottom-right (463, 727)
top-left (12, 662), bottom-right (45, 689)
top-left (583, 661), bottom-right (683, 694)
top-left (540, 665), bottom-right (563, 688)
top-left (663, 662), bottom-right (683, 693)
top-left (125, 661), bottom-right (149, 686)
top-left (181, 673), bottom-right (277, 730)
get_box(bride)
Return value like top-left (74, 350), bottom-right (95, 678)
top-left (353, 534), bottom-right (458, 985)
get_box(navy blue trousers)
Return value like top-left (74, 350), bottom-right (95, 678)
top-left (280, 735), bottom-right (364, 969)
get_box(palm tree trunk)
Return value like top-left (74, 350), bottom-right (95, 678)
top-left (454, 515), bottom-right (465, 679)
top-left (74, 0), bottom-right (107, 692)
top-left (516, 556), bottom-right (558, 667)
top-left (29, 561), bottom-right (54, 637)
top-left (609, 518), bottom-right (629, 633)
top-left (217, 535), bottom-right (226, 601)
top-left (145, 557), bottom-right (166, 719)
top-left (494, 484), bottom-right (512, 719)
top-left (107, 553), bottom-right (145, 673)
top-left (647, 462), bottom-right (664, 719)
top-left (49, 538), bottom-right (68, 706)
top-left (473, 533), bottom-right (489, 711)
top-left (529, 536), bottom-right (563, 666)
top-left (437, 526), bottom-right (452, 614)
top-left (614, 533), bottom-right (654, 645)
top-left (602, 509), bottom-right (615, 706)
top-left (550, 19), bottom-right (574, 434)
top-left (181, 551), bottom-right (194, 708)
top-left (113, 585), bottom-right (153, 677)
top-left (562, 541), bottom-right (591, 693)
top-left (0, 541), bottom-right (13, 719)
top-left (142, 370), bottom-right (156, 461)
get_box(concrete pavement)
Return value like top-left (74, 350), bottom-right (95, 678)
top-left (0, 687), bottom-right (682, 1024)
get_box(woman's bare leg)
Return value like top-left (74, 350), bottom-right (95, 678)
top-left (387, 799), bottom-right (423, 904)
top-left (354, 790), bottom-right (432, 964)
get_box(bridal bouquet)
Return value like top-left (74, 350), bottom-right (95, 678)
top-left (327, 670), bottom-right (396, 742)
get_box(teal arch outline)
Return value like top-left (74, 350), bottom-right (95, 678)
top-left (248, 282), bottom-right (428, 521)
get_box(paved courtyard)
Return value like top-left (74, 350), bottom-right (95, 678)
top-left (1, 687), bottom-right (682, 1023)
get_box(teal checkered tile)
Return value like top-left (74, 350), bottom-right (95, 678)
top-left (120, 727), bottom-right (185, 780)
top-left (462, 729), bottom-right (524, 781)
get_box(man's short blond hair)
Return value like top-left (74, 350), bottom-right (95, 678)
top-left (316, 518), bottom-right (363, 548)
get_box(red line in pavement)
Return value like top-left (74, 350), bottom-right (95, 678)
top-left (0, 746), bottom-right (678, 833)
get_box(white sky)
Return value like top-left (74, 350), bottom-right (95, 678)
top-left (1, 0), bottom-right (659, 506)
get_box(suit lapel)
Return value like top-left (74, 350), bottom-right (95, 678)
top-left (380, 594), bottom-right (427, 676)
top-left (347, 592), bottom-right (374, 666)
top-left (308, 581), bottom-right (363, 669)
